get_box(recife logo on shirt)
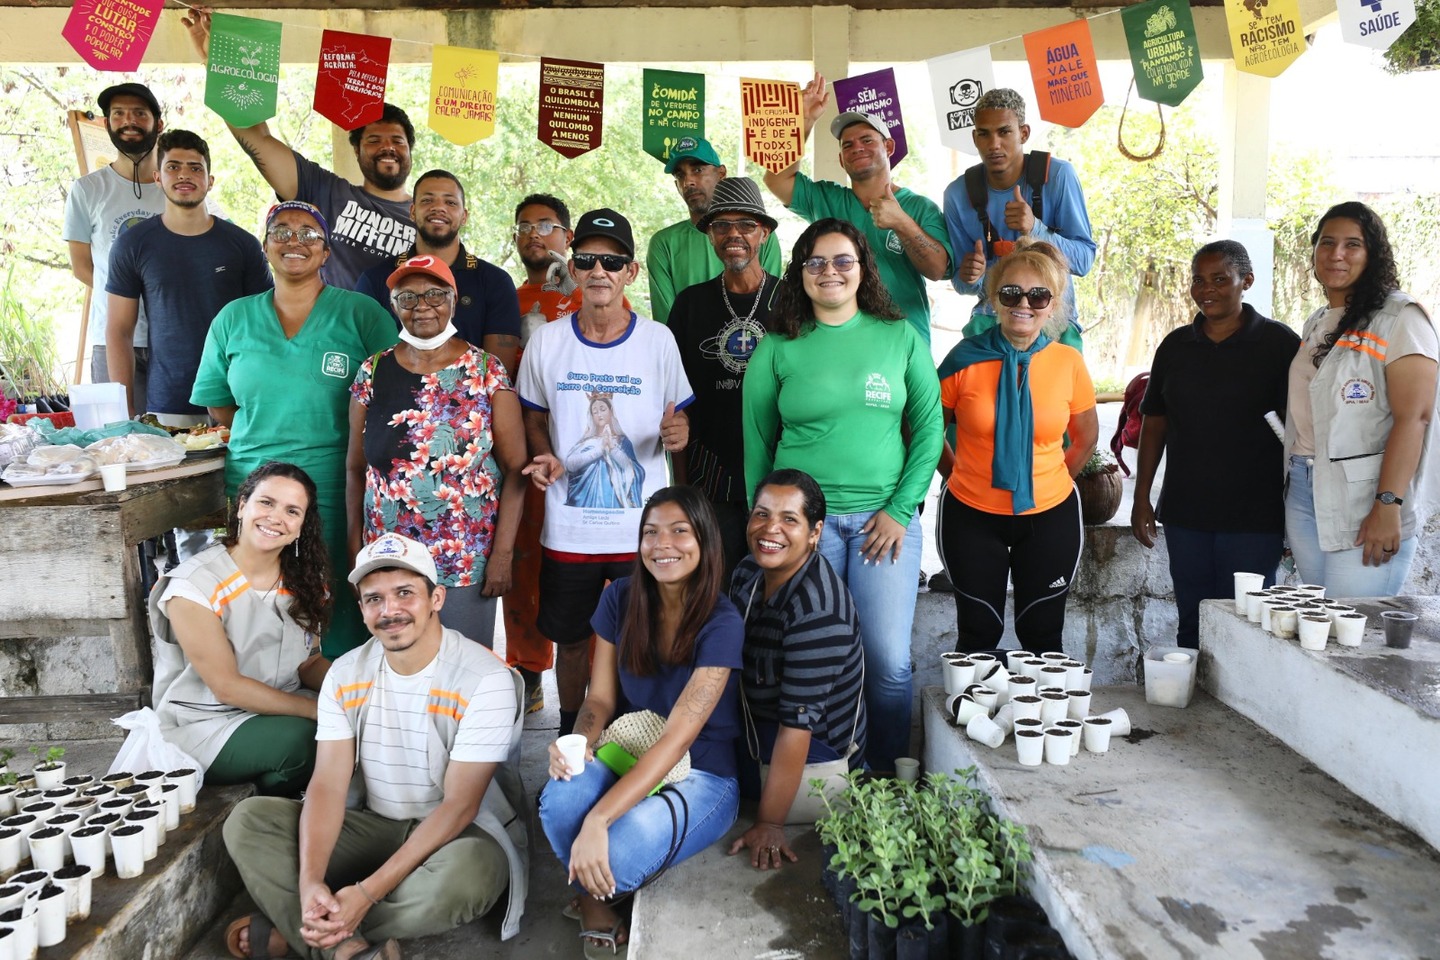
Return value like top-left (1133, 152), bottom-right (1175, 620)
top-left (864, 372), bottom-right (892, 408)
top-left (322, 352), bottom-right (351, 379)
top-left (1341, 378), bottom-right (1374, 404)
top-left (885, 230), bottom-right (904, 255)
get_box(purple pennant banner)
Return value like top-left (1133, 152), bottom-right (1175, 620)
top-left (832, 67), bottom-right (907, 168)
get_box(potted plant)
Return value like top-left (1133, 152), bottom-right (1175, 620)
top-left (0, 269), bottom-right (69, 416)
top-left (29, 746), bottom-right (66, 791)
top-left (1076, 449), bottom-right (1123, 525)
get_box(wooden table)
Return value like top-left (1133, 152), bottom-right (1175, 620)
top-left (0, 458), bottom-right (226, 725)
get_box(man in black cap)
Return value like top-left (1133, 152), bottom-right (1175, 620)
top-left (667, 177), bottom-right (780, 572)
top-left (515, 208), bottom-right (694, 736)
top-left (62, 82), bottom-right (168, 405)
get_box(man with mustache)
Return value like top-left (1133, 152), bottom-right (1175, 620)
top-left (354, 170), bottom-right (521, 377)
top-left (182, 9), bottom-right (418, 289)
top-left (647, 137), bottom-right (782, 325)
top-left (222, 532), bottom-right (530, 959)
top-left (667, 177), bottom-right (780, 573)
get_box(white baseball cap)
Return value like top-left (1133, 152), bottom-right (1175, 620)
top-left (348, 532), bottom-right (438, 586)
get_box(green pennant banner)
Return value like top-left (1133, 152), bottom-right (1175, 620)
top-left (1121, 0), bottom-right (1203, 107)
top-left (205, 13), bottom-right (282, 127)
top-left (641, 69), bottom-right (704, 164)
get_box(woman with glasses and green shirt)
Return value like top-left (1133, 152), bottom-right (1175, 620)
top-left (934, 238), bottom-right (1097, 655)
top-left (742, 218), bottom-right (942, 774)
top-left (192, 201), bottom-right (398, 657)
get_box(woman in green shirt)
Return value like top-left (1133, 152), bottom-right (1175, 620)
top-left (742, 218), bottom-right (942, 773)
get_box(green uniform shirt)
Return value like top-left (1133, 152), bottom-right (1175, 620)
top-left (742, 311), bottom-right (942, 523)
top-left (788, 173), bottom-right (953, 345)
top-left (646, 218), bottom-right (783, 325)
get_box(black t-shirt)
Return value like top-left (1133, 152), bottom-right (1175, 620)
top-left (1140, 304), bottom-right (1300, 532)
top-left (668, 274), bottom-right (779, 505)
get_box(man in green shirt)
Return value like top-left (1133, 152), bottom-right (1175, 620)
top-left (646, 136), bottom-right (783, 324)
top-left (763, 73), bottom-right (953, 344)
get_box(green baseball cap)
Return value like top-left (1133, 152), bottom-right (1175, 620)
top-left (663, 136), bottom-right (722, 174)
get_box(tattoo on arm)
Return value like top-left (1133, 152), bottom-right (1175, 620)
top-left (902, 233), bottom-right (942, 253)
top-left (679, 667), bottom-right (728, 723)
top-left (236, 136), bottom-right (265, 173)
top-left (574, 705), bottom-right (600, 740)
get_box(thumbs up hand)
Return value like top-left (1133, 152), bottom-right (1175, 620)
top-left (959, 237), bottom-right (987, 284)
top-left (659, 401), bottom-right (689, 452)
top-left (1003, 184), bottom-right (1036, 234)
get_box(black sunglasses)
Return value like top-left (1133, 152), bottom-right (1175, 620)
top-left (572, 253), bottom-right (632, 273)
top-left (996, 285), bottom-right (1054, 309)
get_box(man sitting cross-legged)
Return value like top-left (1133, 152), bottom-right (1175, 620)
top-left (221, 532), bottom-right (528, 960)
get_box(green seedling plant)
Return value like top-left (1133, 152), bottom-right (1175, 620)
top-left (0, 747), bottom-right (15, 767)
top-left (30, 745), bottom-right (66, 770)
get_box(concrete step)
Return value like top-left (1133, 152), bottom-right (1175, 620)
top-left (1199, 595), bottom-right (1440, 851)
top-left (921, 684), bottom-right (1440, 960)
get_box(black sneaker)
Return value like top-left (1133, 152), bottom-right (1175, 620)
top-left (928, 571), bottom-right (954, 594)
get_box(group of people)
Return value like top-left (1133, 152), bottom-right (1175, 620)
top-left (59, 24), bottom-right (1436, 957)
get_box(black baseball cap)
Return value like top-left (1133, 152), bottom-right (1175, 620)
top-left (98, 83), bottom-right (162, 119)
top-left (572, 208), bottom-right (635, 257)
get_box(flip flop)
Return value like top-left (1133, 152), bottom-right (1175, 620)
top-left (347, 938), bottom-right (402, 960)
top-left (223, 913), bottom-right (279, 960)
top-left (562, 897), bottom-right (582, 921)
top-left (579, 920), bottom-right (629, 959)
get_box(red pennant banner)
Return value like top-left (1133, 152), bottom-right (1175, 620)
top-left (62, 0), bottom-right (163, 72)
top-left (313, 30), bottom-right (391, 131)
top-left (538, 58), bottom-right (604, 159)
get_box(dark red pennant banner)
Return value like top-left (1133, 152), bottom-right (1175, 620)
top-left (62, 0), bottom-right (163, 72)
top-left (538, 58), bottom-right (605, 159)
top-left (313, 29), bottom-right (391, 131)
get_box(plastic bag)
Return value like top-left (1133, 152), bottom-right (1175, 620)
top-left (108, 707), bottom-right (205, 789)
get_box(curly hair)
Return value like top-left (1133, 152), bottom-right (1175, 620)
top-left (223, 462), bottom-right (332, 636)
top-left (771, 218), bottom-right (903, 338)
top-left (1310, 201), bottom-right (1399, 368)
top-left (348, 103), bottom-right (415, 148)
top-left (620, 487), bottom-right (725, 678)
top-left (986, 237), bottom-right (1073, 340)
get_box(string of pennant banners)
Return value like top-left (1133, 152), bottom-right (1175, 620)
top-left (63, 0), bottom-right (1417, 172)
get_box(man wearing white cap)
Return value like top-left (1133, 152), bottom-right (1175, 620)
top-left (763, 72), bottom-right (952, 344)
top-left (222, 532), bottom-right (529, 959)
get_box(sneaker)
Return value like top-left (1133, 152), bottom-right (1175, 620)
top-left (519, 668), bottom-right (544, 714)
top-left (928, 571), bottom-right (954, 594)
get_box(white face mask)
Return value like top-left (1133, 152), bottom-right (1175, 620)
top-left (398, 321), bottom-right (458, 351)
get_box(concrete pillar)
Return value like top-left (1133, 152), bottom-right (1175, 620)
top-left (1217, 61), bottom-right (1275, 318)
top-left (811, 5), bottom-right (850, 184)
top-left (331, 125), bottom-right (362, 186)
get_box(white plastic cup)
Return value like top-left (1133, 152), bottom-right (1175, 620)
top-left (977, 662), bottom-right (1011, 693)
top-left (1335, 613), bottom-right (1366, 647)
top-left (991, 703), bottom-right (1015, 736)
top-left (1043, 727), bottom-right (1073, 765)
top-left (555, 735), bottom-right (587, 777)
top-left (2, 814), bottom-right (39, 847)
top-left (1295, 583), bottom-right (1326, 600)
top-left (1233, 572), bottom-right (1265, 613)
top-left (99, 797), bottom-right (132, 819)
top-left (1015, 729), bottom-right (1045, 767)
top-left (35, 884), bottom-right (65, 948)
top-left (165, 769), bottom-right (198, 815)
top-left (0, 924), bottom-right (18, 960)
top-left (1039, 691), bottom-right (1069, 725)
top-left (123, 809), bottom-right (159, 861)
top-left (110, 824), bottom-right (145, 879)
top-left (52, 864), bottom-right (91, 922)
top-left (0, 884), bottom-right (25, 913)
top-left (1007, 675), bottom-right (1037, 700)
top-left (99, 462), bottom-right (127, 493)
top-left (99, 772), bottom-right (133, 791)
top-left (0, 827), bottom-right (21, 876)
top-left (1003, 649), bottom-right (1029, 671)
top-left (1083, 716), bottom-right (1114, 753)
top-left (1038, 665), bottom-right (1069, 689)
top-left (1065, 690), bottom-right (1092, 719)
top-left (135, 801), bottom-right (166, 846)
top-left (0, 905), bottom-right (38, 960)
top-left (1018, 658), bottom-right (1046, 681)
top-left (966, 713), bottom-right (1006, 749)
top-left (1245, 590), bottom-right (1269, 622)
top-left (1039, 652), bottom-right (1069, 662)
top-left (971, 687), bottom-right (999, 712)
top-left (0, 787), bottom-right (15, 819)
top-left (942, 657), bottom-right (976, 696)
top-left (1259, 598), bottom-right (1282, 633)
top-left (1096, 708), bottom-right (1131, 737)
top-left (1054, 718), bottom-right (1083, 756)
top-left (69, 826), bottom-right (106, 879)
top-left (894, 757), bottom-right (921, 782)
top-left (1073, 668), bottom-right (1094, 693)
top-left (952, 695), bottom-right (988, 727)
top-left (1299, 615), bottom-right (1331, 651)
top-left (158, 784), bottom-right (181, 831)
top-left (1270, 606), bottom-right (1299, 639)
top-left (25, 829), bottom-right (63, 874)
top-left (1010, 695), bottom-right (1042, 721)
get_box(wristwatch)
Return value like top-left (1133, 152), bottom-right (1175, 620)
top-left (1376, 491), bottom-right (1404, 506)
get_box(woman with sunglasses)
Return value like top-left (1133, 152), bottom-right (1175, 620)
top-left (935, 238), bottom-right (1098, 654)
top-left (345, 254), bottom-right (527, 648)
top-left (743, 218), bottom-right (941, 774)
top-left (1282, 202), bottom-right (1438, 595)
top-left (193, 201), bottom-right (398, 658)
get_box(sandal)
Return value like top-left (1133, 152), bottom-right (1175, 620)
top-left (579, 920), bottom-right (629, 959)
top-left (562, 897), bottom-right (582, 921)
top-left (344, 938), bottom-right (402, 960)
top-left (224, 913), bottom-right (282, 960)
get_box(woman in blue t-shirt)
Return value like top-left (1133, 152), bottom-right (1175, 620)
top-left (539, 486), bottom-right (743, 958)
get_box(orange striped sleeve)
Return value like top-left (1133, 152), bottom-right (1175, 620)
top-left (337, 681), bottom-right (373, 710)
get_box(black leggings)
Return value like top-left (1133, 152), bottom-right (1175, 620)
top-left (936, 487), bottom-right (1083, 654)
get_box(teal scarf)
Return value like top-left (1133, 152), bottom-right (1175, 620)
top-left (937, 325), bottom-right (1051, 513)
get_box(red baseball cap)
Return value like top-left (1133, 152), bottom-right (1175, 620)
top-left (386, 254), bottom-right (456, 290)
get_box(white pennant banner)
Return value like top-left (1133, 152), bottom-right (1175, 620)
top-left (1336, 0), bottom-right (1416, 50)
top-left (926, 46), bottom-right (997, 154)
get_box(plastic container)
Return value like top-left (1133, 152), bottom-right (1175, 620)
top-left (69, 383), bottom-right (127, 431)
top-left (1144, 646), bottom-right (1198, 708)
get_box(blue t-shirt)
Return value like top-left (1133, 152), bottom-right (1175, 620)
top-left (354, 244), bottom-right (522, 346)
top-left (591, 577), bottom-right (744, 778)
top-left (107, 216), bottom-right (272, 414)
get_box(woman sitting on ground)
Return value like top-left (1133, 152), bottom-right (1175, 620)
top-left (539, 486), bottom-right (743, 959)
top-left (727, 469), bottom-right (866, 870)
top-left (151, 461), bottom-right (330, 796)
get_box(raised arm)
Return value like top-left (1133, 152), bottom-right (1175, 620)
top-left (764, 72), bottom-right (828, 208)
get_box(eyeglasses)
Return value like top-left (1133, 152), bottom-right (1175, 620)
top-left (802, 255), bottom-right (858, 276)
top-left (707, 219), bottom-right (760, 237)
top-left (267, 226), bottom-right (325, 246)
top-left (514, 221), bottom-right (563, 238)
top-left (571, 253), bottom-right (632, 273)
top-left (996, 285), bottom-right (1054, 309)
top-left (391, 288), bottom-right (454, 311)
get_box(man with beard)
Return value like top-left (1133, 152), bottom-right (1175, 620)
top-left (667, 177), bottom-right (780, 572)
top-left (64, 83), bottom-right (170, 408)
top-left (355, 170), bottom-right (521, 377)
top-left (222, 532), bottom-right (529, 958)
top-left (516, 209), bottom-right (693, 738)
top-left (763, 73), bottom-right (952, 345)
top-left (646, 137), bottom-right (782, 325)
top-left (106, 130), bottom-right (271, 424)
top-left (182, 8), bottom-right (417, 289)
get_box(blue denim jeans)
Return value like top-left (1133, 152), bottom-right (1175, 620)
top-left (1163, 524), bottom-right (1283, 649)
top-left (1285, 456), bottom-right (1416, 598)
top-left (538, 764), bottom-right (738, 895)
top-left (817, 509), bottom-right (922, 773)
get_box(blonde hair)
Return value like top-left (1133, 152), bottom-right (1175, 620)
top-left (986, 238), bottom-right (1072, 339)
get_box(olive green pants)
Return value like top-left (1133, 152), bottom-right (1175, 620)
top-left (206, 715), bottom-right (317, 797)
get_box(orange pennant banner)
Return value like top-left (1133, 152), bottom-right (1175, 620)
top-left (740, 78), bottom-right (804, 175)
top-left (1023, 19), bottom-right (1105, 128)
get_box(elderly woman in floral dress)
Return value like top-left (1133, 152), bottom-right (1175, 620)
top-left (346, 254), bottom-right (527, 646)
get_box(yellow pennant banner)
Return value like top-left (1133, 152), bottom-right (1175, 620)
top-left (740, 78), bottom-right (804, 175)
top-left (428, 45), bottom-right (499, 145)
top-left (1224, 0), bottom-right (1305, 78)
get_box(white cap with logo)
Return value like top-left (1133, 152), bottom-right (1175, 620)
top-left (348, 532), bottom-right (439, 586)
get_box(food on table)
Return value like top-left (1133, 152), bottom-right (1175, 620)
top-left (85, 433), bottom-right (186, 465)
top-left (174, 425), bottom-right (230, 451)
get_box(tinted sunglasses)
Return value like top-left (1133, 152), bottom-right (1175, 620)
top-left (802, 255), bottom-right (858, 276)
top-left (572, 253), bottom-right (632, 273)
top-left (996, 285), bottom-right (1054, 309)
